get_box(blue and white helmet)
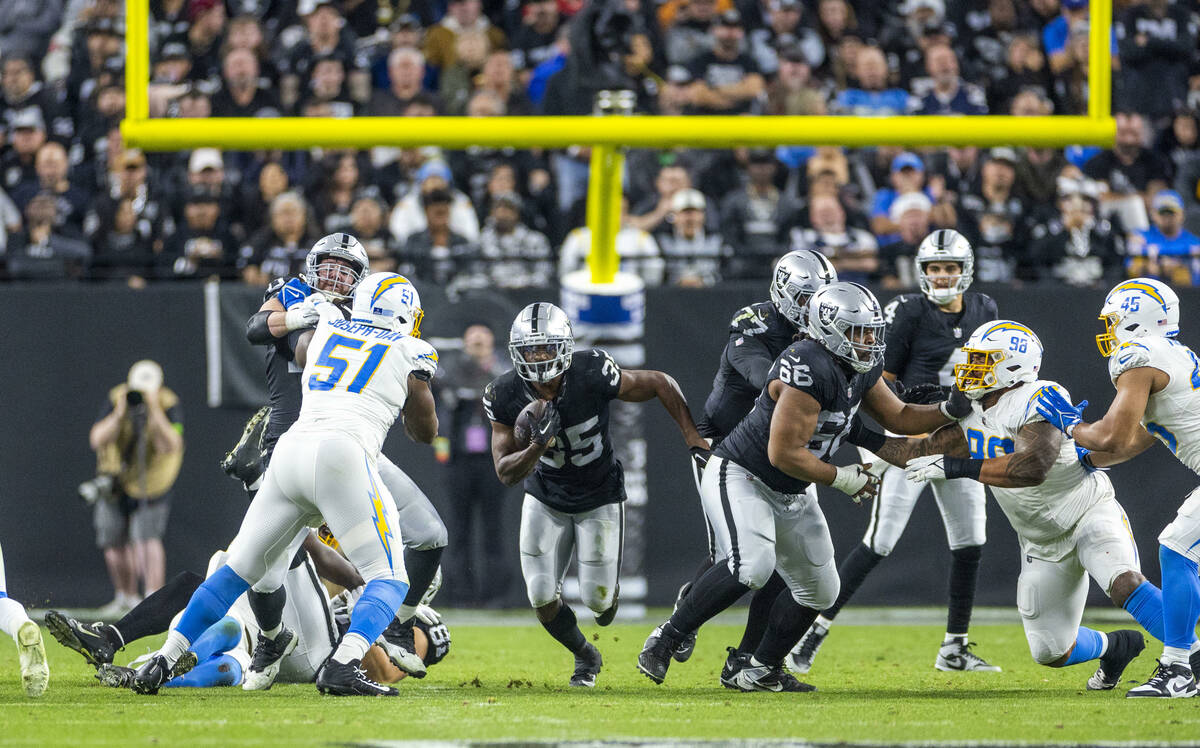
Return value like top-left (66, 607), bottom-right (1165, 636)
top-left (304, 233), bottom-right (369, 302)
top-left (770, 249), bottom-right (837, 328)
top-left (1096, 277), bottom-right (1180, 357)
top-left (954, 320), bottom-right (1043, 400)
top-left (350, 272), bottom-right (424, 336)
top-left (509, 302), bottom-right (575, 383)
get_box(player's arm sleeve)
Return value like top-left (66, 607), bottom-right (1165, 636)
top-left (246, 310), bottom-right (274, 344)
top-left (482, 381), bottom-right (516, 426)
top-left (881, 298), bottom-right (913, 375)
top-left (726, 334), bottom-right (775, 390)
top-left (594, 350), bottom-right (623, 400)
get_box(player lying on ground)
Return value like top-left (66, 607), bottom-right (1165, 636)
top-left (1035, 278), bottom-right (1200, 698)
top-left (638, 282), bottom-right (974, 692)
top-left (866, 320), bottom-right (1162, 691)
top-left (484, 302), bottom-right (709, 688)
top-left (127, 273), bottom-right (437, 697)
top-left (239, 233), bottom-right (447, 683)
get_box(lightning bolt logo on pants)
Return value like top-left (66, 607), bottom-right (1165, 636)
top-left (365, 456), bottom-right (394, 571)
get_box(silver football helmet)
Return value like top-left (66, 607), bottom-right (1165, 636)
top-left (770, 250), bottom-right (838, 328)
top-left (914, 229), bottom-right (974, 305)
top-left (509, 302), bottom-right (576, 383)
top-left (805, 282), bottom-right (886, 373)
top-left (304, 233), bottom-right (369, 301)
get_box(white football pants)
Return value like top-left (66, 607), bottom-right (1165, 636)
top-left (519, 495), bottom-right (623, 613)
top-left (861, 463), bottom-right (987, 555)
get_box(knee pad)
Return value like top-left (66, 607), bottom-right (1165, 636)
top-left (405, 516), bottom-right (448, 551)
top-left (789, 561), bottom-right (840, 611)
top-left (735, 551), bottom-right (777, 591)
top-left (1026, 630), bottom-right (1068, 666)
top-left (524, 573), bottom-right (559, 608)
top-left (580, 582), bottom-right (615, 614)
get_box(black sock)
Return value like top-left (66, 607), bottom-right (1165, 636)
top-left (753, 590), bottom-right (821, 667)
top-left (738, 572), bottom-right (787, 652)
top-left (688, 558), bottom-right (716, 591)
top-left (402, 546), bottom-right (445, 608)
top-left (822, 543), bottom-right (884, 619)
top-left (947, 545), bottom-right (982, 635)
top-left (111, 570), bottom-right (204, 644)
top-left (541, 602), bottom-right (587, 655)
top-left (670, 562), bottom-right (750, 635)
top-left (248, 586), bottom-right (286, 637)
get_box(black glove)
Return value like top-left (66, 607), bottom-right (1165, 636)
top-left (939, 384), bottom-right (973, 420)
top-left (530, 402), bottom-right (561, 446)
top-left (901, 382), bottom-right (950, 405)
top-left (690, 445), bottom-right (713, 472)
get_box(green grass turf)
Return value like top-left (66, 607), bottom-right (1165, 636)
top-left (2, 618), bottom-right (1199, 746)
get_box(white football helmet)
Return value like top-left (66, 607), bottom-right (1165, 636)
top-left (304, 232), bottom-right (369, 301)
top-left (1095, 277), bottom-right (1180, 357)
top-left (805, 282), bottom-right (886, 373)
top-left (915, 229), bottom-right (974, 305)
top-left (350, 272), bottom-right (424, 336)
top-left (953, 320), bottom-right (1043, 400)
top-left (770, 249), bottom-right (838, 328)
top-left (509, 302), bottom-right (575, 383)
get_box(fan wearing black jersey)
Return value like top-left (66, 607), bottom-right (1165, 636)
top-left (791, 230), bottom-right (1001, 676)
top-left (483, 302), bottom-right (708, 688)
top-left (638, 282), bottom-right (972, 691)
top-left (671, 251), bottom-right (837, 675)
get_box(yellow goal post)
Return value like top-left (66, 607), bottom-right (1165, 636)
top-left (121, 0), bottom-right (1114, 283)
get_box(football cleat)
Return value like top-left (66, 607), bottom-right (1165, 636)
top-left (1087, 630), bottom-right (1145, 691)
top-left (720, 647), bottom-right (752, 689)
top-left (96, 664), bottom-right (135, 689)
top-left (45, 610), bottom-right (119, 668)
top-left (670, 584), bottom-right (697, 662)
top-left (16, 621), bottom-right (48, 698)
top-left (316, 658), bottom-right (398, 696)
top-left (788, 623), bottom-right (828, 675)
top-left (1126, 660), bottom-right (1198, 698)
top-left (935, 639), bottom-right (1001, 672)
top-left (130, 652), bottom-right (198, 695)
top-left (243, 628), bottom-right (299, 690)
top-left (731, 661), bottom-right (816, 693)
top-left (637, 624), bottom-right (681, 684)
top-left (379, 618), bottom-right (427, 678)
top-left (569, 642), bottom-right (603, 687)
top-left (1192, 647), bottom-right (1200, 677)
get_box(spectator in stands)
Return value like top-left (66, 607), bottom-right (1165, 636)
top-left (237, 191), bottom-right (314, 286)
top-left (282, 0), bottom-right (367, 113)
top-left (396, 186), bottom-right (478, 290)
top-left (300, 55), bottom-right (356, 117)
top-left (475, 192), bottom-right (554, 289)
top-left (881, 0), bottom-right (953, 87)
top-left (161, 186), bottom-right (236, 280)
top-left (833, 44), bottom-right (910, 116)
top-left (1157, 108), bottom-right (1200, 179)
top-left (559, 196), bottom-right (664, 286)
top-left (184, 0), bottom-right (225, 88)
top-left (972, 205), bottom-right (1023, 284)
top-left (349, 196), bottom-right (394, 272)
top-left (224, 15), bottom-right (277, 84)
top-left (959, 148), bottom-right (1026, 248)
top-left (720, 149), bottom-right (801, 279)
top-left (152, 38), bottom-right (192, 87)
top-left (178, 147), bottom-right (240, 238)
top-left (1029, 175), bottom-right (1122, 287)
top-left (211, 48), bottom-right (280, 118)
top-left (1049, 20), bottom-right (1092, 115)
top-left (686, 10), bottom-right (765, 115)
top-left (765, 43), bottom-right (826, 115)
top-left (510, 0), bottom-right (562, 82)
top-left (869, 152), bottom-right (931, 240)
top-left (390, 159), bottom-right (480, 244)
top-left (86, 148), bottom-right (163, 251)
top-left (5, 193), bottom-right (89, 279)
top-left (926, 146), bottom-right (980, 207)
top-left (309, 153), bottom-right (381, 236)
top-left (912, 43), bottom-right (988, 115)
top-left (240, 161), bottom-right (289, 232)
top-left (478, 50), bottom-right (532, 116)
top-left (90, 196), bottom-right (156, 285)
top-left (750, 0), bottom-right (825, 76)
top-left (814, 0), bottom-right (858, 69)
top-left (1117, 0), bottom-right (1196, 122)
top-left (988, 34), bottom-right (1050, 114)
top-left (439, 30), bottom-right (492, 116)
top-left (664, 0), bottom-right (719, 66)
top-left (878, 191), bottom-right (932, 289)
top-left (657, 188), bottom-right (728, 287)
top-left (0, 0), bottom-right (62, 60)
top-left (1044, 0), bottom-right (1105, 76)
top-left (1126, 190), bottom-right (1200, 287)
top-left (423, 0), bottom-right (507, 73)
top-left (629, 161), bottom-right (692, 235)
top-left (2, 106), bottom-right (45, 193)
top-left (2, 56), bottom-right (72, 144)
top-left (1084, 111), bottom-right (1171, 232)
top-left (790, 193), bottom-right (878, 285)
top-left (12, 141), bottom-right (87, 237)
top-left (370, 47), bottom-right (439, 116)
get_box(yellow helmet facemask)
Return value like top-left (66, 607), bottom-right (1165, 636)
top-left (953, 348), bottom-right (1005, 396)
top-left (1095, 313), bottom-right (1120, 358)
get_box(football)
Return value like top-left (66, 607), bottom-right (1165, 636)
top-left (513, 399), bottom-right (553, 447)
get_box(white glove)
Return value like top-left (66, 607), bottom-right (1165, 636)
top-left (830, 464), bottom-right (881, 503)
top-left (283, 298), bottom-right (321, 331)
top-left (905, 455), bottom-right (947, 483)
top-left (414, 604), bottom-right (442, 626)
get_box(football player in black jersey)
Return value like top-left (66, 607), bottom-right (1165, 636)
top-left (235, 234), bottom-right (449, 687)
top-left (671, 250), bottom-right (837, 673)
top-left (638, 282), bottom-right (973, 691)
top-left (791, 230), bottom-right (1001, 675)
top-left (483, 302), bottom-right (709, 688)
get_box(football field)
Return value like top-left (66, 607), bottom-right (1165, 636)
top-left (3, 612), bottom-right (1199, 747)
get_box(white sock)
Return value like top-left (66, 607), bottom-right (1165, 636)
top-left (333, 632), bottom-right (370, 665)
top-left (160, 629), bottom-right (192, 666)
top-left (1163, 646), bottom-right (1191, 667)
top-left (118, 591), bottom-right (139, 607)
top-left (814, 615), bottom-right (833, 631)
top-left (1098, 634), bottom-right (1109, 658)
top-left (261, 624), bottom-right (282, 641)
top-left (944, 632), bottom-right (967, 645)
top-left (0, 597), bottom-right (32, 640)
top-left (1189, 641), bottom-right (1200, 655)
top-left (395, 604), bottom-right (417, 625)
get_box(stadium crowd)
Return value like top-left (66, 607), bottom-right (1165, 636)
top-left (0, 0), bottom-right (1199, 290)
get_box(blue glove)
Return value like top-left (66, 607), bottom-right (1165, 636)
top-left (1075, 445), bottom-right (1106, 473)
top-left (1035, 387), bottom-right (1087, 436)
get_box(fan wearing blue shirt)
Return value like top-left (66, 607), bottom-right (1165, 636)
top-left (1127, 190), bottom-right (1200, 287)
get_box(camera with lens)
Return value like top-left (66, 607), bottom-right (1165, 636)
top-left (78, 474), bottom-right (115, 505)
top-left (126, 389), bottom-right (144, 407)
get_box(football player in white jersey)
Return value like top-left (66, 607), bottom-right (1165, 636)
top-left (871, 320), bottom-right (1164, 690)
top-left (1036, 278), bottom-right (1200, 698)
top-left (130, 272), bottom-right (439, 697)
